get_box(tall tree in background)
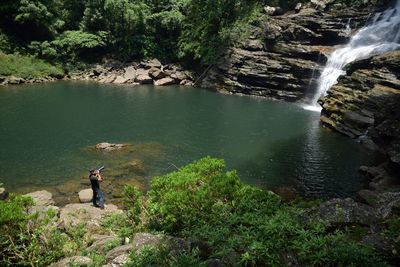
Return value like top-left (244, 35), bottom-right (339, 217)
top-left (179, 0), bottom-right (259, 64)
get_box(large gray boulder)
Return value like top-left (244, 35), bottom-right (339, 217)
top-left (135, 74), bottom-right (153, 84)
top-left (113, 76), bottom-right (129, 84)
top-left (305, 198), bottom-right (379, 226)
top-left (59, 203), bottom-right (123, 233)
top-left (49, 256), bottom-right (92, 267)
top-left (106, 244), bottom-right (134, 262)
top-left (123, 66), bottom-right (136, 81)
top-left (88, 234), bottom-right (120, 252)
top-left (25, 190), bottom-right (55, 206)
top-left (78, 189), bottom-right (93, 203)
top-left (148, 67), bottom-right (167, 79)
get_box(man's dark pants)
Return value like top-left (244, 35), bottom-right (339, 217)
top-left (90, 179), bottom-right (105, 208)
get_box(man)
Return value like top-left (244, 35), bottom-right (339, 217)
top-left (89, 169), bottom-right (105, 209)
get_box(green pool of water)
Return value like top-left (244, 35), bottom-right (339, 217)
top-left (0, 81), bottom-right (379, 198)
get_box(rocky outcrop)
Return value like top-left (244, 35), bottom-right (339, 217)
top-left (49, 256), bottom-right (93, 267)
top-left (200, 6), bottom-right (375, 101)
top-left (59, 203), bottom-right (123, 233)
top-left (306, 191), bottom-right (400, 224)
top-left (73, 59), bottom-right (195, 87)
top-left (94, 142), bottom-right (130, 151)
top-left (319, 50), bottom-right (400, 183)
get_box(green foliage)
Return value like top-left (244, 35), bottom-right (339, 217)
top-left (178, 0), bottom-right (260, 64)
top-left (1, 0), bottom-right (264, 64)
top-left (126, 244), bottom-right (203, 267)
top-left (0, 52), bottom-right (63, 78)
top-left (147, 157), bottom-right (241, 232)
top-left (52, 30), bottom-right (107, 61)
top-left (140, 157), bottom-right (388, 266)
top-left (0, 195), bottom-right (67, 266)
top-left (123, 185), bottom-right (143, 227)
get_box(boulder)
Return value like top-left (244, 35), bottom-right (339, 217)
top-left (375, 192), bottom-right (400, 219)
top-left (148, 67), bottom-right (167, 79)
top-left (141, 58), bottom-right (162, 69)
top-left (113, 76), bottom-right (129, 84)
top-left (100, 74), bottom-right (117, 83)
top-left (88, 234), bottom-right (120, 252)
top-left (135, 74), bottom-right (153, 84)
top-left (264, 6), bottom-right (276, 15)
top-left (109, 254), bottom-right (129, 267)
top-left (59, 203), bottom-right (123, 233)
top-left (154, 77), bottom-right (176, 86)
top-left (131, 233), bottom-right (192, 256)
top-left (0, 187), bottom-right (8, 200)
top-left (8, 76), bottom-right (24, 85)
top-left (180, 79), bottom-right (194, 86)
top-left (93, 65), bottom-right (107, 76)
top-left (305, 198), bottom-right (379, 226)
top-left (123, 66), bottom-right (136, 81)
top-left (295, 2), bottom-right (302, 12)
top-left (106, 244), bottom-right (134, 262)
top-left (78, 189), bottom-right (93, 203)
top-left (25, 190), bottom-right (55, 206)
top-left (49, 256), bottom-right (92, 267)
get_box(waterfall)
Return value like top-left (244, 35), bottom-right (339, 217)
top-left (305, 1), bottom-right (400, 112)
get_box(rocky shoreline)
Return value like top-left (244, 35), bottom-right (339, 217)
top-left (0, 58), bottom-right (196, 87)
top-left (1, 179), bottom-right (399, 266)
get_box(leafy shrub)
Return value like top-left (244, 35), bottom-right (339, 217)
top-left (0, 195), bottom-right (66, 266)
top-left (0, 52), bottom-right (64, 79)
top-left (147, 157), bottom-right (241, 232)
top-left (126, 244), bottom-right (203, 267)
top-left (139, 157), bottom-right (388, 266)
top-left (52, 30), bottom-right (107, 61)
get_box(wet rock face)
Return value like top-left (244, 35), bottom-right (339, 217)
top-left (200, 7), bottom-right (372, 101)
top-left (319, 51), bottom-right (400, 169)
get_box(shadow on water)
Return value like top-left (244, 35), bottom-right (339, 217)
top-left (236, 119), bottom-right (381, 199)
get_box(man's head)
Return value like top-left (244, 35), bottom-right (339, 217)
top-left (90, 169), bottom-right (100, 175)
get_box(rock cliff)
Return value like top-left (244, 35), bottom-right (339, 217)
top-left (319, 51), bottom-right (400, 186)
top-left (200, 5), bottom-right (378, 101)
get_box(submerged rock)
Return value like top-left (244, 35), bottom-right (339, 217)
top-left (95, 142), bottom-right (129, 151)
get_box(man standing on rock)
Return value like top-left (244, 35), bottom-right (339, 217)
top-left (89, 169), bottom-right (105, 209)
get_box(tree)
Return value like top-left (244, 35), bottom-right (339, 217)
top-left (178, 0), bottom-right (259, 64)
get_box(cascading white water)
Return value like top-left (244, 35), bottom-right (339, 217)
top-left (305, 1), bottom-right (400, 112)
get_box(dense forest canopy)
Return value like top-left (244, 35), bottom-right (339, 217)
top-left (0, 0), bottom-right (309, 65)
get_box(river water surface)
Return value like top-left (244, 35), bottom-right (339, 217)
top-left (0, 82), bottom-right (379, 200)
